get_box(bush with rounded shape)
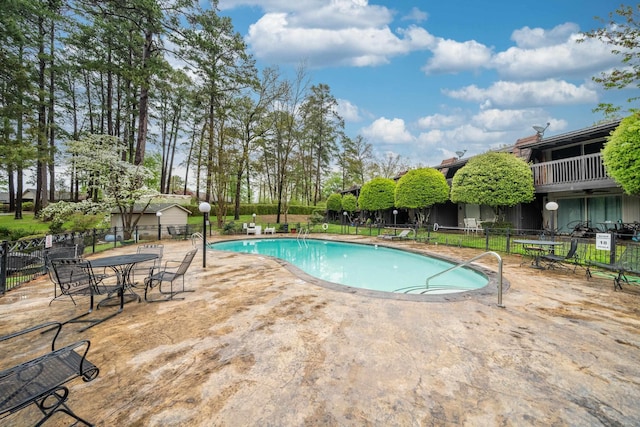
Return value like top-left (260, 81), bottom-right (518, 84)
top-left (341, 193), bottom-right (357, 213)
top-left (395, 168), bottom-right (449, 209)
top-left (326, 193), bottom-right (342, 212)
top-left (358, 177), bottom-right (396, 212)
top-left (602, 113), bottom-right (640, 195)
top-left (450, 152), bottom-right (534, 220)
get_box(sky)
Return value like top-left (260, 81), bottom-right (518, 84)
top-left (214, 0), bottom-right (627, 168)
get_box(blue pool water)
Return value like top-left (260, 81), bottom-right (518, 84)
top-left (209, 238), bottom-right (488, 294)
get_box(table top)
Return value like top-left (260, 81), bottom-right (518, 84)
top-left (513, 239), bottom-right (564, 246)
top-left (89, 253), bottom-right (158, 268)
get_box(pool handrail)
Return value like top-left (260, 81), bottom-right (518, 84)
top-left (296, 228), bottom-right (310, 245)
top-left (396, 251), bottom-right (505, 307)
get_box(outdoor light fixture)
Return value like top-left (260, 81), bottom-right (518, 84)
top-left (252, 213), bottom-right (256, 223)
top-left (545, 201), bottom-right (559, 246)
top-left (343, 211), bottom-right (348, 234)
top-left (393, 209), bottom-right (398, 235)
top-left (533, 122), bottom-right (550, 138)
top-left (156, 211), bottom-right (162, 241)
top-left (198, 202), bottom-right (211, 267)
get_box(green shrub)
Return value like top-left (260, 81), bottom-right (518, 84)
top-left (68, 213), bottom-right (103, 232)
top-left (22, 202), bottom-right (34, 211)
top-left (0, 225), bottom-right (43, 241)
top-left (223, 221), bottom-right (238, 235)
top-left (308, 210), bottom-right (325, 225)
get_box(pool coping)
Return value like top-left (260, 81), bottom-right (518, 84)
top-left (210, 236), bottom-right (509, 303)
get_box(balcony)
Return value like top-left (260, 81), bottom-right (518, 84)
top-left (530, 152), bottom-right (617, 193)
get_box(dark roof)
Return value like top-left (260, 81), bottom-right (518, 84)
top-left (517, 119), bottom-right (621, 149)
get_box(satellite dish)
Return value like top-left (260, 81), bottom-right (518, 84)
top-left (533, 122), bottom-right (550, 137)
top-left (455, 149), bottom-right (466, 158)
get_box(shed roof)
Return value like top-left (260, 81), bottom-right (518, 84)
top-left (110, 202), bottom-right (191, 215)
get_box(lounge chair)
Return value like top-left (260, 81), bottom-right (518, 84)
top-left (378, 229), bottom-right (413, 240)
top-left (463, 218), bottom-right (482, 234)
top-left (246, 223), bottom-right (257, 235)
top-left (588, 244), bottom-right (640, 290)
top-left (540, 239), bottom-right (579, 271)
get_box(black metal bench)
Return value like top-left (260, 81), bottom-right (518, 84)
top-left (588, 244), bottom-right (640, 290)
top-left (0, 322), bottom-right (99, 426)
top-left (167, 225), bottom-right (188, 240)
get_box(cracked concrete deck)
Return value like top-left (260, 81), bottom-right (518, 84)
top-left (1, 235), bottom-right (639, 426)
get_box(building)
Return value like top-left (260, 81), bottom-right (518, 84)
top-left (434, 119), bottom-right (640, 233)
top-left (110, 203), bottom-right (191, 238)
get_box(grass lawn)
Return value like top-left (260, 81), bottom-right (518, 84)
top-left (0, 213), bottom-right (50, 234)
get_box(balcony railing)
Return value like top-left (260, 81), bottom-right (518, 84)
top-left (530, 152), bottom-right (612, 189)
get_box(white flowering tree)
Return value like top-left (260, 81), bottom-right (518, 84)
top-left (67, 134), bottom-right (158, 239)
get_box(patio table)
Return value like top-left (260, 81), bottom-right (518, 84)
top-left (90, 253), bottom-right (158, 311)
top-left (513, 239), bottom-right (564, 269)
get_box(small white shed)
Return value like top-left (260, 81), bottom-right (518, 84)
top-left (110, 203), bottom-right (191, 238)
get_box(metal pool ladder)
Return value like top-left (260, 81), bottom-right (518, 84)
top-left (397, 251), bottom-right (505, 307)
top-left (296, 228), bottom-right (309, 246)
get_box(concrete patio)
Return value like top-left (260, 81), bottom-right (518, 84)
top-left (1, 235), bottom-right (639, 426)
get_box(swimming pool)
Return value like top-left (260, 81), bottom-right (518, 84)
top-left (209, 238), bottom-right (489, 295)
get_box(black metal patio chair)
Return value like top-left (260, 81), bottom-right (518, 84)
top-left (540, 239), bottom-right (580, 272)
top-left (50, 258), bottom-right (121, 330)
top-left (131, 244), bottom-right (164, 286)
top-left (143, 249), bottom-right (197, 302)
top-left (45, 245), bottom-right (81, 301)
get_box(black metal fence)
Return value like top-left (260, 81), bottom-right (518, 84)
top-left (338, 222), bottom-right (629, 269)
top-left (0, 224), bottom-right (201, 294)
top-left (0, 222), bottom-right (634, 295)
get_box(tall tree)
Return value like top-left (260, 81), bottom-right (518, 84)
top-left (579, 4), bottom-right (640, 116)
top-left (228, 67), bottom-right (281, 219)
top-left (178, 5), bottom-right (256, 225)
top-left (300, 83), bottom-right (343, 205)
top-left (262, 64), bottom-right (309, 224)
top-left (341, 134), bottom-right (374, 188)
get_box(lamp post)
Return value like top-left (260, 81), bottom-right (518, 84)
top-left (343, 211), bottom-right (348, 234)
top-left (156, 211), bottom-right (162, 240)
top-left (546, 201), bottom-right (559, 252)
top-left (393, 209), bottom-right (398, 235)
top-left (252, 213), bottom-right (256, 224)
top-left (198, 202), bottom-right (211, 267)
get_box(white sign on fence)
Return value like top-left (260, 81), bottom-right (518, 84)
top-left (45, 234), bottom-right (53, 248)
top-left (595, 233), bottom-right (611, 251)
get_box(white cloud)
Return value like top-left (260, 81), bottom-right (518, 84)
top-left (416, 113), bottom-right (464, 129)
top-left (422, 38), bottom-right (493, 74)
top-left (361, 117), bottom-right (414, 143)
top-left (444, 79), bottom-right (598, 108)
top-left (246, 13), bottom-right (424, 67)
top-left (492, 34), bottom-right (617, 80)
top-left (218, 0), bottom-right (326, 13)
top-left (471, 108), bottom-right (550, 131)
top-left (230, 0), bottom-right (433, 68)
top-left (336, 98), bottom-right (362, 122)
top-left (402, 7), bottom-right (428, 23)
top-left (418, 124), bottom-right (503, 147)
top-left (511, 23), bottom-right (579, 49)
